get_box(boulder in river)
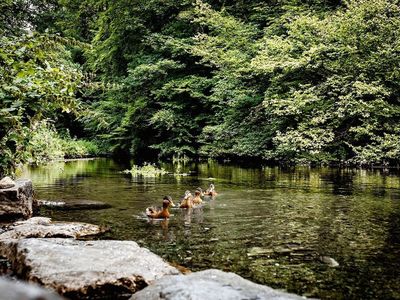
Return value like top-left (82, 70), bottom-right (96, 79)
top-left (0, 179), bottom-right (34, 221)
top-left (5, 238), bottom-right (179, 299)
top-left (130, 269), bottom-right (304, 300)
top-left (0, 277), bottom-right (64, 300)
top-left (38, 199), bottom-right (111, 210)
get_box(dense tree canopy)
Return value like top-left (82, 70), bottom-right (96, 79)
top-left (1, 0), bottom-right (400, 174)
top-left (0, 1), bottom-right (97, 175)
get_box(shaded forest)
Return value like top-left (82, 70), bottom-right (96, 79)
top-left (1, 0), bottom-right (400, 174)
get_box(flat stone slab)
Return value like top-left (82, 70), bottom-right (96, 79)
top-left (8, 238), bottom-right (179, 299)
top-left (38, 199), bottom-right (111, 210)
top-left (0, 179), bottom-right (34, 220)
top-left (0, 277), bottom-right (64, 300)
top-left (131, 269), bottom-right (304, 300)
top-left (0, 217), bottom-right (105, 242)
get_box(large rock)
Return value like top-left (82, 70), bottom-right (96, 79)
top-left (0, 177), bottom-right (15, 189)
top-left (6, 238), bottom-right (179, 299)
top-left (38, 199), bottom-right (111, 210)
top-left (0, 217), bottom-right (106, 256)
top-left (130, 269), bottom-right (304, 300)
top-left (0, 277), bottom-right (64, 300)
top-left (0, 218), bottom-right (106, 280)
top-left (0, 179), bottom-right (34, 220)
top-left (0, 217), bottom-right (107, 270)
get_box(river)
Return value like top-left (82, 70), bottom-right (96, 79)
top-left (19, 158), bottom-right (400, 299)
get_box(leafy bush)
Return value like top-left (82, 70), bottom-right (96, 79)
top-left (2, 0), bottom-right (400, 170)
top-left (0, 32), bottom-right (84, 175)
top-left (26, 120), bottom-right (99, 165)
top-left (62, 138), bottom-right (100, 159)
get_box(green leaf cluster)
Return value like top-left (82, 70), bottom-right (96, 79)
top-left (2, 0), bottom-right (400, 170)
top-left (0, 30), bottom-right (86, 175)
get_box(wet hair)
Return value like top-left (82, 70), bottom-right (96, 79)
top-left (194, 190), bottom-right (201, 196)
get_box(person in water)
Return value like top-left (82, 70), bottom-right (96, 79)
top-left (146, 195), bottom-right (174, 219)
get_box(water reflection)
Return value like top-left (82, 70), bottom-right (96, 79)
top-left (183, 209), bottom-right (192, 227)
top-left (18, 159), bottom-right (400, 299)
top-left (147, 218), bottom-right (172, 241)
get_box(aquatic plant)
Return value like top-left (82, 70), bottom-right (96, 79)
top-left (123, 163), bottom-right (168, 177)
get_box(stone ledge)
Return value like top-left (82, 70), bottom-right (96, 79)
top-left (0, 217), bottom-right (106, 251)
top-left (0, 179), bottom-right (34, 221)
top-left (5, 238), bottom-right (180, 299)
top-left (131, 269), bottom-right (305, 300)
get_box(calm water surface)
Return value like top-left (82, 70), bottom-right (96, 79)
top-left (19, 159), bottom-right (400, 299)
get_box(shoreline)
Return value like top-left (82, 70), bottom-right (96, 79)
top-left (18, 155), bottom-right (400, 171)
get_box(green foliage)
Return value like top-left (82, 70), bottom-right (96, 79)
top-left (2, 0), bottom-right (400, 170)
top-left (19, 120), bottom-right (99, 165)
top-left (251, 0), bottom-right (400, 164)
top-left (0, 33), bottom-right (82, 115)
top-left (0, 0), bottom-right (57, 36)
top-left (27, 121), bottom-right (65, 164)
top-left (0, 31), bottom-right (87, 175)
top-left (78, 0), bottom-right (400, 165)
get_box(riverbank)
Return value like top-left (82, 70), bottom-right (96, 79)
top-left (7, 152), bottom-right (400, 183)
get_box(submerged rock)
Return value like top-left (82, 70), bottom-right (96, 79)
top-left (6, 238), bottom-right (179, 299)
top-left (0, 277), bottom-right (65, 300)
top-left (274, 246), bottom-right (292, 255)
top-left (38, 199), bottom-right (111, 210)
top-left (0, 177), bottom-right (15, 189)
top-left (0, 179), bottom-right (34, 220)
top-left (319, 256), bottom-right (339, 267)
top-left (247, 247), bottom-right (274, 257)
top-left (130, 269), bottom-right (304, 300)
top-left (37, 200), bottom-right (65, 208)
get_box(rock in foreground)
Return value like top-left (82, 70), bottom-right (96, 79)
top-left (0, 277), bottom-right (65, 300)
top-left (0, 179), bottom-right (34, 220)
top-left (0, 177), bottom-right (15, 189)
top-left (131, 269), bottom-right (304, 300)
top-left (0, 217), bottom-right (105, 248)
top-left (8, 238), bottom-right (179, 299)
